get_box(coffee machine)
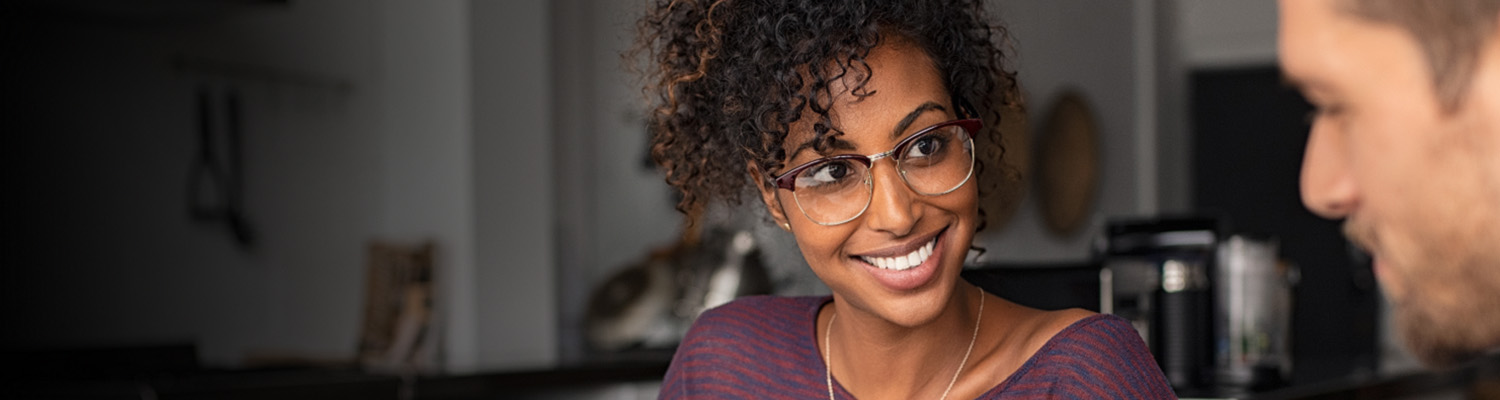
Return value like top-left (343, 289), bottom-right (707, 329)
top-left (1100, 217), bottom-right (1219, 390)
top-left (1100, 217), bottom-right (1296, 392)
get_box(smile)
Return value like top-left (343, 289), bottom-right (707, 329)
top-left (859, 236), bottom-right (938, 271)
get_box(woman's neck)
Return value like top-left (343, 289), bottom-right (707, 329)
top-left (823, 285), bottom-right (982, 400)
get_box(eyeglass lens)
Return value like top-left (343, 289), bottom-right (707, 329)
top-left (791, 124), bottom-right (974, 225)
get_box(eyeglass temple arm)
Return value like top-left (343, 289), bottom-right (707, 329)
top-left (953, 95), bottom-right (978, 119)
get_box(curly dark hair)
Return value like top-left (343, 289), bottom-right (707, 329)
top-left (632, 0), bottom-right (1020, 231)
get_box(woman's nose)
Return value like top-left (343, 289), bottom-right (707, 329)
top-left (1300, 119), bottom-right (1359, 219)
top-left (863, 162), bottom-right (919, 236)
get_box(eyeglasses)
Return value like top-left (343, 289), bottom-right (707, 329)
top-left (771, 119), bottom-right (979, 226)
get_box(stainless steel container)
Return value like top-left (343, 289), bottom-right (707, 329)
top-left (1215, 235), bottom-right (1296, 388)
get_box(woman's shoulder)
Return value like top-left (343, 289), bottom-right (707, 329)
top-left (661, 295), bottom-right (830, 399)
top-left (690, 295), bottom-right (826, 335)
top-left (674, 295), bottom-right (828, 359)
top-left (1035, 312), bottom-right (1152, 359)
top-left (704, 294), bottom-right (826, 316)
top-left (992, 313), bottom-right (1177, 399)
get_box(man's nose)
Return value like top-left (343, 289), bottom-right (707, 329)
top-left (864, 162), bottom-right (919, 236)
top-left (1300, 119), bottom-right (1359, 219)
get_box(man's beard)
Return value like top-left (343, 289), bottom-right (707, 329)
top-left (1348, 220), bottom-right (1500, 367)
top-left (1395, 297), bottom-right (1493, 367)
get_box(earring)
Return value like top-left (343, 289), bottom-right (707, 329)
top-left (781, 222), bottom-right (791, 231)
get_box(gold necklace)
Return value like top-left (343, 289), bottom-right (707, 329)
top-left (824, 286), bottom-right (984, 400)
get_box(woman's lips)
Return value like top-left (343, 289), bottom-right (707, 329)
top-left (859, 238), bottom-right (935, 271)
top-left (853, 227), bottom-right (947, 292)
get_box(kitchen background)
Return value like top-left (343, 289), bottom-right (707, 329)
top-left (5, 0), bottom-right (1483, 399)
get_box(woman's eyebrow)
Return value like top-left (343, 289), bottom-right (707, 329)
top-left (789, 135), bottom-right (855, 162)
top-left (892, 102), bottom-right (947, 138)
top-left (785, 101), bottom-right (945, 163)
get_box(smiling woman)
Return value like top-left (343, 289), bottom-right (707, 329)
top-left (632, 1), bottom-right (1175, 399)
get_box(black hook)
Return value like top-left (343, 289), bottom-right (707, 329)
top-left (186, 85), bottom-right (256, 250)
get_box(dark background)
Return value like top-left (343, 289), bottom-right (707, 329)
top-left (1192, 66), bottom-right (1381, 383)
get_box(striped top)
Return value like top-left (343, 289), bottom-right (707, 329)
top-left (660, 295), bottom-right (1177, 399)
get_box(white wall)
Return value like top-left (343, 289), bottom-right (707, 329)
top-left (555, 0), bottom-right (684, 301)
top-left (1176, 0), bottom-right (1279, 67)
top-left (375, 0), bottom-right (481, 372)
top-left (550, 0), bottom-right (712, 360)
top-left (471, 0), bottom-right (558, 372)
top-left (972, 0), bottom-right (1146, 262)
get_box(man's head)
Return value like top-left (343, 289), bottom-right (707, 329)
top-left (1279, 0), bottom-right (1500, 366)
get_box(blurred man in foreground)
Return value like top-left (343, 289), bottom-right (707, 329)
top-left (1279, 0), bottom-right (1500, 367)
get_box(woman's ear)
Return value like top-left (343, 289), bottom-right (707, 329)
top-left (747, 161), bottom-right (792, 231)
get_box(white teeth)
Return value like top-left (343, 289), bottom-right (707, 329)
top-left (861, 238), bottom-right (937, 271)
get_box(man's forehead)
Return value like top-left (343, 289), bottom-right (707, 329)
top-left (1278, 0), bottom-right (1356, 88)
top-left (1277, 2), bottom-right (1321, 86)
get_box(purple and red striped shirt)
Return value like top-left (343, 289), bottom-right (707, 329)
top-left (660, 295), bottom-right (1176, 399)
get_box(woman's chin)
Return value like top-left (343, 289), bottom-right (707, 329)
top-left (845, 259), bottom-right (968, 327)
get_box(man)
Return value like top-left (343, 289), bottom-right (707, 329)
top-left (1279, 0), bottom-right (1500, 367)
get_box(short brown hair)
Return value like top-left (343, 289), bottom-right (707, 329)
top-left (1342, 0), bottom-right (1500, 110)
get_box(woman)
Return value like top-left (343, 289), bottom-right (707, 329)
top-left (635, 0), bottom-right (1175, 398)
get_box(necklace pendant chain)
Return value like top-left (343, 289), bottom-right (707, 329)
top-left (824, 286), bottom-right (985, 400)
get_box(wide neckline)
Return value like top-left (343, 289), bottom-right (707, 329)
top-left (803, 295), bottom-right (1112, 399)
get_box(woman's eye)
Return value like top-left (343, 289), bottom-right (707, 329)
top-left (905, 134), bottom-right (946, 159)
top-left (804, 161), bottom-right (853, 185)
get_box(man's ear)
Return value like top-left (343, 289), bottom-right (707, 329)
top-left (747, 161), bottom-right (791, 230)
